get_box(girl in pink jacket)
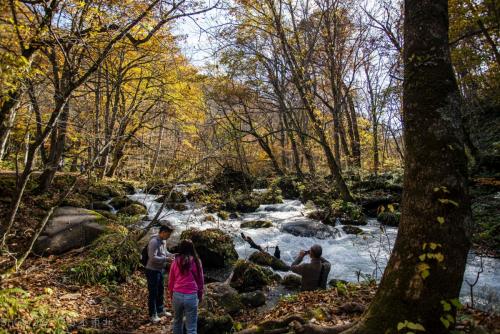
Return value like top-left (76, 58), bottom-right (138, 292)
top-left (168, 239), bottom-right (204, 334)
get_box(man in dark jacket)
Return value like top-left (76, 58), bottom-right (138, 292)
top-left (291, 244), bottom-right (331, 291)
top-left (145, 224), bottom-right (174, 323)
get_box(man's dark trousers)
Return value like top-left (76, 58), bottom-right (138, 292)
top-left (145, 268), bottom-right (164, 316)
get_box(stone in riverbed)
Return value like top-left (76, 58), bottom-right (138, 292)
top-left (248, 251), bottom-right (289, 271)
top-left (281, 219), bottom-right (340, 239)
top-left (377, 211), bottom-right (400, 227)
top-left (118, 203), bottom-right (147, 216)
top-left (240, 220), bottom-right (272, 229)
top-left (342, 225), bottom-right (364, 235)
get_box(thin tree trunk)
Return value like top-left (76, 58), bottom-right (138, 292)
top-left (150, 113), bottom-right (166, 176)
top-left (341, 0), bottom-right (471, 332)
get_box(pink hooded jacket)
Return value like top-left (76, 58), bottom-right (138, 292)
top-left (168, 256), bottom-right (204, 300)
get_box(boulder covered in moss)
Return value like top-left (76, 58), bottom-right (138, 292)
top-left (241, 220), bottom-right (273, 229)
top-left (180, 228), bottom-right (238, 268)
top-left (217, 211), bottom-right (230, 220)
top-left (377, 211), bottom-right (400, 227)
top-left (239, 291), bottom-right (266, 308)
top-left (230, 260), bottom-right (270, 292)
top-left (282, 274), bottom-right (302, 290)
top-left (88, 183), bottom-right (124, 201)
top-left (212, 166), bottom-right (254, 193)
top-left (198, 310), bottom-right (233, 334)
top-left (330, 200), bottom-right (367, 226)
top-left (223, 192), bottom-right (261, 213)
top-left (154, 189), bottom-right (187, 204)
top-left (203, 283), bottom-right (243, 315)
top-left (34, 207), bottom-right (108, 255)
top-left (299, 178), bottom-right (339, 207)
top-left (118, 203), bottom-right (147, 216)
top-left (144, 179), bottom-right (172, 195)
top-left (248, 251), bottom-right (289, 271)
top-left (258, 183), bottom-right (283, 204)
top-left (342, 225), bottom-right (364, 235)
top-left (306, 209), bottom-right (336, 225)
top-left (61, 193), bottom-right (92, 208)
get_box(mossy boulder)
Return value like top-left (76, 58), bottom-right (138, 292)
top-left (203, 283), bottom-right (243, 315)
top-left (154, 189), bottom-right (186, 204)
top-left (239, 291), bottom-right (266, 308)
top-left (342, 225), bottom-right (364, 235)
top-left (377, 211), bottom-right (401, 227)
top-left (198, 310), bottom-right (233, 334)
top-left (217, 211), bottom-right (230, 220)
top-left (180, 228), bottom-right (238, 268)
top-left (144, 179), bottom-right (173, 195)
top-left (248, 251), bottom-right (289, 271)
top-left (118, 203), bottom-right (147, 216)
top-left (166, 203), bottom-right (188, 211)
top-left (61, 193), bottom-right (92, 208)
top-left (203, 215), bottom-right (216, 222)
top-left (212, 166), bottom-right (254, 193)
top-left (306, 209), bottom-right (336, 225)
top-left (88, 183), bottom-right (124, 201)
top-left (241, 220), bottom-right (273, 229)
top-left (109, 196), bottom-right (135, 210)
top-left (186, 184), bottom-right (212, 202)
top-left (282, 274), bottom-right (302, 290)
top-left (299, 178), bottom-right (339, 207)
top-left (223, 192), bottom-right (261, 213)
top-left (230, 260), bottom-right (270, 292)
top-left (330, 200), bottom-right (367, 225)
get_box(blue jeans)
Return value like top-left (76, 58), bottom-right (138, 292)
top-left (145, 269), bottom-right (164, 317)
top-left (172, 292), bottom-right (198, 334)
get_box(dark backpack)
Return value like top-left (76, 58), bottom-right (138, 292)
top-left (141, 244), bottom-right (149, 267)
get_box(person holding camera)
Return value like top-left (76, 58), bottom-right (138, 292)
top-left (291, 244), bottom-right (331, 291)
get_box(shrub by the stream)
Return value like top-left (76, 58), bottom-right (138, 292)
top-left (330, 200), bottom-right (366, 225)
top-left (259, 181), bottom-right (283, 204)
top-left (377, 211), bottom-right (401, 227)
top-left (66, 227), bottom-right (140, 285)
top-left (0, 288), bottom-right (77, 333)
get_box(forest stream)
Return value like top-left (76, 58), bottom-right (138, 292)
top-left (129, 187), bottom-right (500, 313)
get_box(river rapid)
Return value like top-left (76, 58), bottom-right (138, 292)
top-left (129, 189), bottom-right (500, 312)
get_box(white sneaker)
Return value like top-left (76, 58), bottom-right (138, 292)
top-left (150, 315), bottom-right (161, 323)
top-left (157, 311), bottom-right (172, 317)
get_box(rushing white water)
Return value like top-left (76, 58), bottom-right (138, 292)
top-left (128, 192), bottom-right (500, 312)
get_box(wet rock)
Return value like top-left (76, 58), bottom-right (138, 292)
top-left (229, 212), bottom-right (240, 219)
top-left (154, 189), bottom-right (186, 204)
top-left (282, 274), bottom-right (302, 290)
top-left (306, 209), bottom-right (335, 225)
top-left (230, 260), bottom-right (270, 292)
top-left (281, 220), bottom-right (340, 239)
top-left (342, 225), bottom-right (363, 235)
top-left (203, 283), bottom-right (243, 315)
top-left (118, 203), bottom-right (147, 216)
top-left (217, 211), bottom-right (229, 220)
top-left (166, 203), bottom-right (188, 211)
top-left (212, 166), bottom-right (254, 193)
top-left (241, 220), bottom-right (273, 229)
top-left (203, 215), bottom-right (216, 222)
top-left (180, 228), bottom-right (238, 269)
top-left (248, 251), bottom-right (289, 271)
top-left (240, 291), bottom-right (266, 308)
top-left (377, 211), bottom-right (400, 227)
top-left (34, 207), bottom-right (108, 255)
top-left (198, 310), bottom-right (233, 334)
top-left (88, 183), bottom-right (124, 201)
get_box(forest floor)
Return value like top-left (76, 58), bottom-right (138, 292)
top-left (1, 253), bottom-right (499, 333)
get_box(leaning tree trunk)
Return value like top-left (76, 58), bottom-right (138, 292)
top-left (342, 0), bottom-right (471, 333)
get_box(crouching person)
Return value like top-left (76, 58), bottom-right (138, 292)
top-left (291, 244), bottom-right (331, 291)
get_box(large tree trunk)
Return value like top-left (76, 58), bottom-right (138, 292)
top-left (342, 0), bottom-right (470, 332)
